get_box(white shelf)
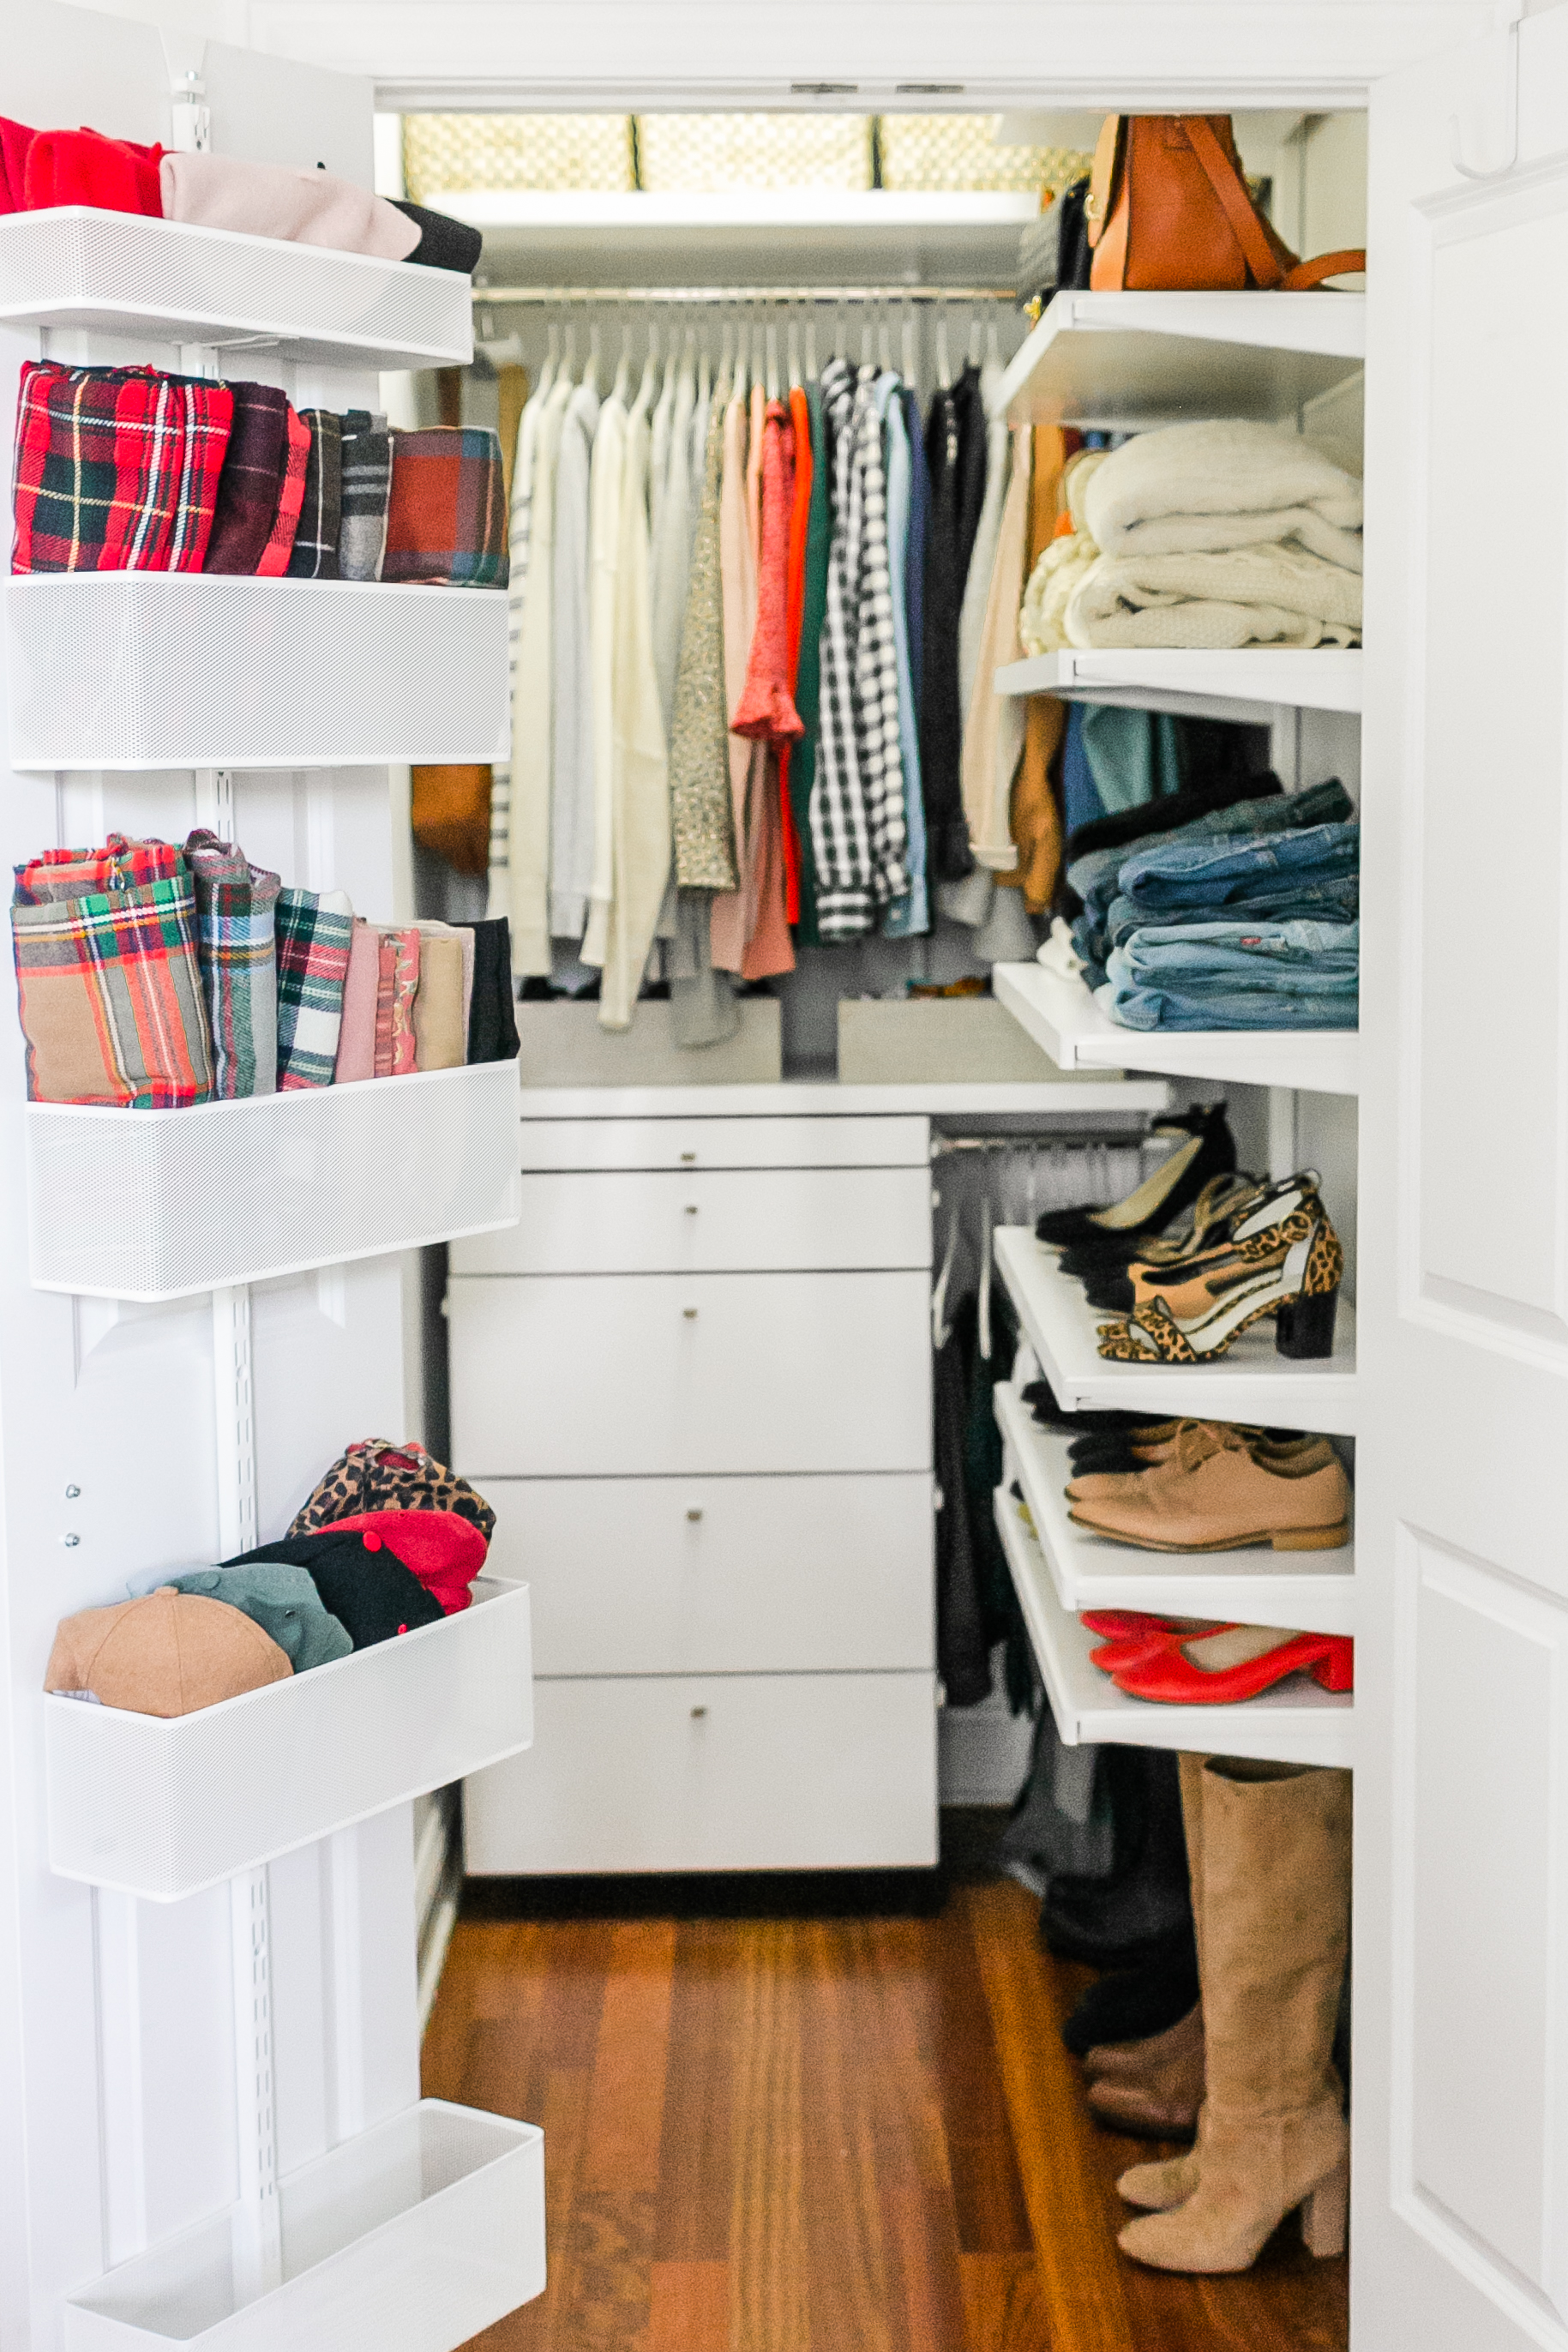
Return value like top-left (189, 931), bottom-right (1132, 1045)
top-left (993, 962), bottom-right (1360, 1096)
top-left (994, 647), bottom-right (1361, 720)
top-left (994, 1483), bottom-right (1353, 1767)
top-left (994, 1224), bottom-right (1359, 1436)
top-left (997, 290), bottom-right (1365, 430)
top-left (27, 1060), bottom-right (521, 1302)
top-left (5, 575), bottom-right (508, 771)
top-left (0, 207), bottom-right (473, 370)
top-left (994, 1384), bottom-right (1355, 1636)
top-left (47, 1574), bottom-right (532, 1901)
top-left (63, 2097), bottom-right (544, 2350)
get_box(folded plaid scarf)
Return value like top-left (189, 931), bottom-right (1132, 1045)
top-left (255, 406), bottom-right (310, 578)
top-left (374, 927), bottom-right (421, 1075)
top-left (275, 887), bottom-right (353, 1089)
top-left (287, 409), bottom-right (343, 580)
top-left (11, 869), bottom-right (213, 1107)
top-left (204, 382), bottom-right (291, 575)
top-left (383, 428), bottom-right (508, 588)
top-left (24, 127), bottom-right (165, 218)
top-left (14, 832), bottom-right (185, 906)
top-left (183, 829), bottom-right (281, 1097)
top-left (339, 425), bottom-right (391, 580)
top-left (12, 364), bottom-right (232, 574)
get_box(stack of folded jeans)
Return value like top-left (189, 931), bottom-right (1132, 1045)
top-left (1066, 775), bottom-right (1357, 1031)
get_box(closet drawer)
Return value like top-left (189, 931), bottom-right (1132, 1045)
top-left (516, 1114), bottom-right (928, 1172)
top-left (452, 1165), bottom-right (933, 1276)
top-left (448, 1269), bottom-right (932, 1477)
top-left (488, 1472), bottom-right (934, 1675)
top-left (464, 1670), bottom-right (938, 1874)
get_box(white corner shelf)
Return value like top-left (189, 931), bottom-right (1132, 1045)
top-left (46, 1574), bottom-right (532, 1901)
top-left (27, 1060), bottom-right (521, 1302)
top-left (994, 1383), bottom-right (1355, 1637)
top-left (5, 575), bottom-right (508, 770)
top-left (994, 1483), bottom-right (1353, 1768)
top-left (0, 207), bottom-right (473, 370)
top-left (994, 647), bottom-right (1361, 720)
top-left (997, 289), bottom-right (1365, 430)
top-left (994, 1224), bottom-right (1359, 1435)
top-left (993, 961), bottom-right (1360, 1097)
top-left (63, 2097), bottom-right (544, 2350)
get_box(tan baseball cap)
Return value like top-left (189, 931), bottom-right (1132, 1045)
top-left (45, 1586), bottom-right (292, 1717)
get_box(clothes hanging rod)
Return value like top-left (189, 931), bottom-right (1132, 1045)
top-left (472, 283), bottom-right (1017, 306)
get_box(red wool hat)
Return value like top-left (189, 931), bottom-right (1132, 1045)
top-left (326, 1508), bottom-right (487, 1615)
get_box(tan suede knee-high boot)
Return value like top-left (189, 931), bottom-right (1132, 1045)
top-left (1116, 1750), bottom-right (1208, 2210)
top-left (1118, 1756), bottom-right (1352, 2274)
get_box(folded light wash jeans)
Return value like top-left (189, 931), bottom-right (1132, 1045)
top-left (1119, 820), bottom-right (1361, 913)
top-left (1105, 874), bottom-right (1360, 953)
top-left (1103, 917), bottom-right (1359, 1031)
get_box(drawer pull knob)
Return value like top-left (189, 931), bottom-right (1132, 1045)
top-left (684, 1204), bottom-right (700, 1216)
top-left (683, 1307), bottom-right (699, 1320)
top-left (690, 1705), bottom-right (708, 1719)
top-left (687, 1507), bottom-right (703, 1522)
top-left (680, 1152), bottom-right (697, 1164)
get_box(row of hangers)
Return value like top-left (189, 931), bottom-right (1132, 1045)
top-left (477, 309), bottom-right (1008, 404)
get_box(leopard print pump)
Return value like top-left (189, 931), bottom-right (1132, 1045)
top-left (1095, 1174), bottom-right (1343, 1364)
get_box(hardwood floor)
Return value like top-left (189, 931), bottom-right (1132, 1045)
top-left (422, 1826), bottom-right (1349, 2352)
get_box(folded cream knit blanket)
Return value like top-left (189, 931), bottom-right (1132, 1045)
top-left (1066, 541), bottom-right (1363, 651)
top-left (1082, 420), bottom-right (1363, 571)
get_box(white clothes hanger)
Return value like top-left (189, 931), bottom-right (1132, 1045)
top-left (936, 310), bottom-right (952, 389)
top-left (966, 310), bottom-right (982, 366)
top-left (735, 323), bottom-right (750, 400)
top-left (534, 322), bottom-right (560, 403)
top-left (561, 323), bottom-right (578, 384)
top-left (977, 1205), bottom-right (994, 1362)
top-left (586, 322), bottom-right (602, 393)
top-left (986, 317), bottom-right (1001, 367)
top-left (860, 319), bottom-right (874, 367)
top-left (805, 316), bottom-right (819, 381)
top-left (878, 316), bottom-right (894, 374)
top-left (901, 310), bottom-right (918, 399)
top-left (633, 327), bottom-right (658, 420)
top-left (787, 316), bottom-right (802, 391)
top-left (931, 1206), bottom-right (959, 1351)
top-left (612, 326), bottom-right (633, 405)
top-left (766, 323), bottom-right (780, 401)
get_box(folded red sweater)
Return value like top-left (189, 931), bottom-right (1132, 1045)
top-left (25, 127), bottom-right (165, 219)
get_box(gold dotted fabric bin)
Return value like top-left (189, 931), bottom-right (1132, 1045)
top-left (402, 113), bottom-right (636, 200)
top-left (633, 113), bottom-right (875, 193)
top-left (878, 117), bottom-right (1091, 195)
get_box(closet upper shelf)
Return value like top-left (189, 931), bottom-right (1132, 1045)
top-left (995, 290), bottom-right (1365, 430)
top-left (994, 1481), bottom-right (1353, 1768)
top-left (994, 647), bottom-right (1361, 719)
top-left (993, 962), bottom-right (1360, 1097)
top-left (995, 1387), bottom-right (1355, 1637)
top-left (4, 574), bottom-right (508, 769)
top-left (0, 206), bottom-right (474, 370)
top-left (27, 1061), bottom-right (521, 1302)
top-left (994, 1224), bottom-right (1359, 1436)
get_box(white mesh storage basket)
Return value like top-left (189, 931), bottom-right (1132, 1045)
top-left (0, 208), bottom-right (472, 370)
top-left (46, 1575), bottom-right (532, 1900)
top-left (63, 2100), bottom-right (544, 2351)
top-left (5, 576), bottom-right (509, 770)
top-left (27, 1061), bottom-right (521, 1302)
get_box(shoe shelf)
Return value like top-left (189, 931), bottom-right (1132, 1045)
top-left (994, 647), bottom-right (1361, 721)
top-left (63, 2097), bottom-right (544, 2351)
top-left (994, 1225), bottom-right (1359, 1436)
top-left (0, 208), bottom-right (474, 370)
top-left (994, 1384), bottom-right (1355, 1638)
top-left (5, 575), bottom-right (508, 771)
top-left (992, 961), bottom-right (1360, 1097)
top-left (27, 1060), bottom-right (521, 1302)
top-left (46, 1573), bottom-right (531, 1901)
top-left (994, 1482), bottom-right (1353, 1769)
top-left (995, 290), bottom-right (1364, 431)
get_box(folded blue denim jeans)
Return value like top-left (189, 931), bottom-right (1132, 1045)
top-left (1104, 918), bottom-right (1359, 1031)
top-left (1105, 874), bottom-right (1359, 953)
top-left (1066, 777), bottom-right (1355, 912)
top-left (1120, 821), bottom-right (1360, 914)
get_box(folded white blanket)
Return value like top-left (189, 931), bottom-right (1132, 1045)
top-left (1082, 420), bottom-right (1364, 572)
top-left (1065, 541), bottom-right (1363, 651)
top-left (161, 153), bottom-right (421, 262)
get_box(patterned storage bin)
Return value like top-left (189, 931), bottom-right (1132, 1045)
top-left (633, 113), bottom-right (875, 193)
top-left (402, 114), bottom-right (636, 201)
top-left (877, 115), bottom-right (1091, 196)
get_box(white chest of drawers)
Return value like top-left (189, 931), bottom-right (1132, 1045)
top-left (450, 1097), bottom-right (940, 1874)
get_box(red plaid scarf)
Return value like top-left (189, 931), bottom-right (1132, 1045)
top-left (14, 833), bottom-right (186, 906)
top-left (12, 364), bottom-right (233, 574)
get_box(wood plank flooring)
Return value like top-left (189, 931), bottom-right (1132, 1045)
top-left (422, 1826), bottom-right (1348, 2352)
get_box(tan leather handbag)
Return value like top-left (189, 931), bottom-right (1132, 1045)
top-left (1087, 116), bottom-right (1365, 292)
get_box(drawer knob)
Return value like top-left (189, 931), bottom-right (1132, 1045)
top-left (683, 1307), bottom-right (699, 1320)
top-left (687, 1507), bottom-right (703, 1522)
top-left (690, 1705), bottom-right (708, 1719)
top-left (684, 1204), bottom-right (700, 1216)
top-left (680, 1152), bottom-right (697, 1164)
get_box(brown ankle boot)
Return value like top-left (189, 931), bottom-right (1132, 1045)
top-left (1084, 2003), bottom-right (1205, 2139)
top-left (1116, 1753), bottom-right (1207, 2211)
top-left (1117, 1756), bottom-right (1352, 2273)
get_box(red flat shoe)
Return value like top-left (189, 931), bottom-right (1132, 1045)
top-left (1110, 1627), bottom-right (1354, 1704)
top-left (1081, 1609), bottom-right (1193, 1640)
top-left (1084, 1613), bottom-right (1231, 1672)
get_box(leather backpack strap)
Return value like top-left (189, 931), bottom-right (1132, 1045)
top-left (1182, 115), bottom-right (1287, 288)
top-left (1281, 248), bottom-right (1367, 290)
top-left (1085, 114), bottom-right (1123, 251)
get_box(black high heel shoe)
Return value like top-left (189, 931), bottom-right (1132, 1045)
top-left (1035, 1105), bottom-right (1237, 1259)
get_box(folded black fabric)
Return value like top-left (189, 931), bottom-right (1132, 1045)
top-left (390, 199), bottom-right (484, 276)
top-left (204, 382), bottom-right (291, 575)
top-left (1065, 768), bottom-right (1283, 867)
top-left (229, 1531), bottom-right (443, 1649)
top-left (460, 917), bottom-right (520, 1063)
top-left (287, 408), bottom-right (342, 580)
